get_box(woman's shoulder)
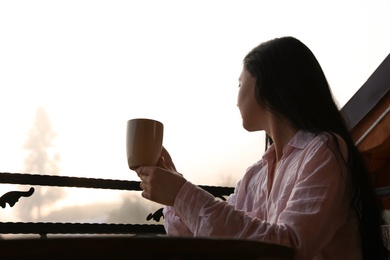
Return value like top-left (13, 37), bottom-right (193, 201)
top-left (305, 131), bottom-right (349, 160)
top-left (312, 131), bottom-right (347, 148)
top-left (290, 130), bottom-right (347, 151)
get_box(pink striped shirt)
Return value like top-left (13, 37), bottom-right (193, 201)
top-left (163, 130), bottom-right (362, 259)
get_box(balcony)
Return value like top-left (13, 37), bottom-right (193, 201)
top-left (0, 172), bottom-right (293, 259)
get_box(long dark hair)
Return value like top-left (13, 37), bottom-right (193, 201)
top-left (243, 36), bottom-right (388, 259)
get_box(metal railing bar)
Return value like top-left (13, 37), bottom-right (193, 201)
top-left (0, 222), bottom-right (166, 235)
top-left (0, 172), bottom-right (141, 191)
top-left (0, 172), bottom-right (235, 197)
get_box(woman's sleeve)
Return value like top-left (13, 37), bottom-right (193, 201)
top-left (163, 179), bottom-right (241, 236)
top-left (163, 206), bottom-right (194, 236)
top-left (172, 136), bottom-right (351, 259)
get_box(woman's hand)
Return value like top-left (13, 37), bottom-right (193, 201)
top-left (135, 146), bottom-right (185, 206)
top-left (135, 166), bottom-right (186, 206)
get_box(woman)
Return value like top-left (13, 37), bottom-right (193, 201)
top-left (135, 36), bottom-right (389, 259)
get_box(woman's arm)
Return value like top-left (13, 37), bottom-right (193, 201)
top-left (170, 136), bottom-right (352, 259)
top-left (163, 180), bottom-right (241, 236)
top-left (163, 206), bottom-right (194, 236)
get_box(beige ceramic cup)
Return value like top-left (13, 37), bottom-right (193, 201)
top-left (126, 118), bottom-right (164, 170)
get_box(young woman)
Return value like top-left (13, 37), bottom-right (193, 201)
top-left (135, 36), bottom-right (389, 259)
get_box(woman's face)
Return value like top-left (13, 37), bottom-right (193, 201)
top-left (237, 69), bottom-right (269, 132)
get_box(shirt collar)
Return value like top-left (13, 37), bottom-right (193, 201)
top-left (287, 130), bottom-right (316, 150)
top-left (262, 130), bottom-right (316, 162)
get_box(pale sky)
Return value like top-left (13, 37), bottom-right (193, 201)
top-left (0, 0), bottom-right (389, 219)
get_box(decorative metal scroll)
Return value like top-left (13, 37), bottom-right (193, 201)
top-left (147, 208), bottom-right (164, 222)
top-left (0, 187), bottom-right (34, 208)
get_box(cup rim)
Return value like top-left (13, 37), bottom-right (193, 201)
top-left (127, 118), bottom-right (163, 125)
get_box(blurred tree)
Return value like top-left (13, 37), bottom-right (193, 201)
top-left (16, 106), bottom-right (65, 221)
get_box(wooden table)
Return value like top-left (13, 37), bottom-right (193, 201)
top-left (0, 236), bottom-right (294, 259)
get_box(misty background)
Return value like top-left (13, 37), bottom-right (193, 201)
top-left (1, 1), bottom-right (389, 227)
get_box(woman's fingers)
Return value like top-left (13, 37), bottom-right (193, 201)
top-left (135, 166), bottom-right (186, 206)
top-left (140, 182), bottom-right (150, 199)
top-left (139, 173), bottom-right (151, 200)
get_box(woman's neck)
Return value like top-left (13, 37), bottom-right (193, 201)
top-left (267, 118), bottom-right (298, 163)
